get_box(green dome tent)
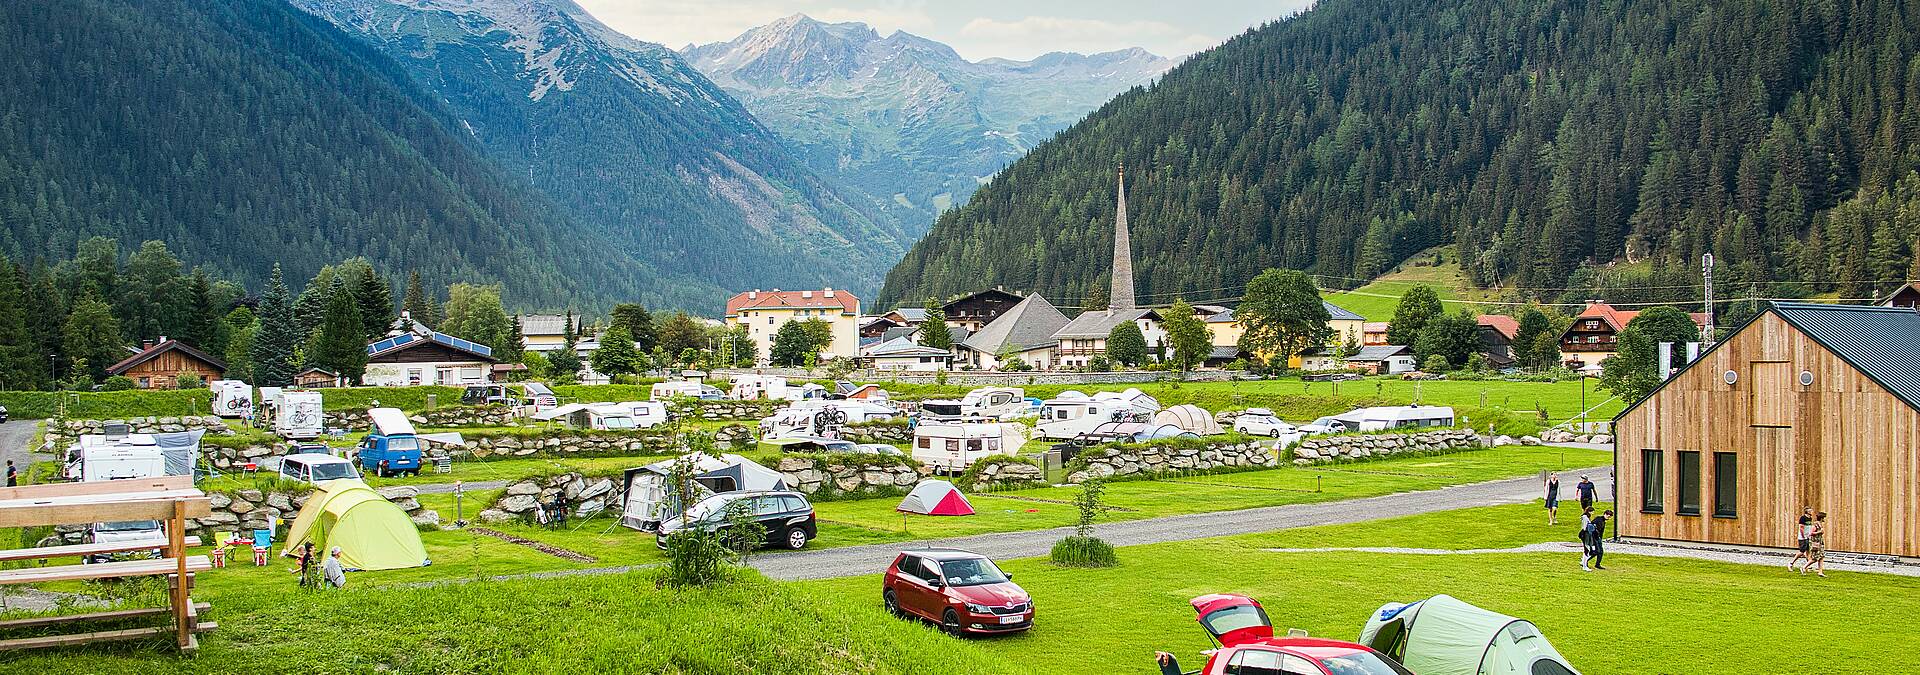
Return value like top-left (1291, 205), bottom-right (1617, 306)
top-left (283, 479), bottom-right (430, 571)
top-left (1358, 594), bottom-right (1579, 675)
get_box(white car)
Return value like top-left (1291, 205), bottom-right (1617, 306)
top-left (853, 443), bottom-right (906, 456)
top-left (1233, 409), bottom-right (1296, 437)
top-left (1299, 416), bottom-right (1350, 436)
top-left (279, 453), bottom-right (363, 484)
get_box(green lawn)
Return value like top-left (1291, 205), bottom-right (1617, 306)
top-left (803, 502), bottom-right (1920, 675)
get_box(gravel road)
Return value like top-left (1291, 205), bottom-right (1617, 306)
top-left (0, 419), bottom-right (45, 477)
top-left (748, 467), bottom-right (1613, 581)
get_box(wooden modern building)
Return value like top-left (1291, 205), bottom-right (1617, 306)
top-left (105, 339), bottom-right (225, 389)
top-left (1614, 302), bottom-right (1920, 559)
top-left (941, 288), bottom-right (1023, 333)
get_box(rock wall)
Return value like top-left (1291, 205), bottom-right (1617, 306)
top-left (1068, 441), bottom-right (1276, 483)
top-left (1287, 429), bottom-right (1482, 465)
top-left (963, 458), bottom-right (1046, 490)
top-left (478, 473), bottom-right (621, 524)
top-left (666, 400), bottom-right (779, 422)
top-left (1538, 428), bottom-right (1613, 445)
top-left (42, 485), bottom-right (439, 544)
top-left (839, 422), bottom-right (911, 444)
top-left (47, 416), bottom-right (235, 444)
top-left (776, 456), bottom-right (922, 495)
top-left (709, 368), bottom-right (1237, 386)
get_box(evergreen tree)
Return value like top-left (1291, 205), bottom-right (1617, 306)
top-left (24, 267), bottom-right (67, 382)
top-left (1161, 300), bottom-right (1214, 374)
top-left (919, 297), bottom-right (954, 350)
top-left (658, 312), bottom-right (707, 357)
top-left (0, 263), bottom-right (41, 390)
top-left (63, 292), bottom-right (123, 383)
top-left (312, 278), bottom-right (368, 383)
top-left (293, 266), bottom-right (338, 343)
top-left (548, 310), bottom-right (584, 384)
top-left (402, 270), bottom-right (441, 327)
top-left (770, 321), bottom-right (813, 367)
top-left (1236, 269), bottom-right (1333, 362)
top-left (1386, 286), bottom-right (1443, 347)
top-left (496, 317), bottom-right (525, 364)
top-left (609, 303), bottom-right (656, 351)
top-left (1105, 321), bottom-right (1148, 367)
top-left (353, 264), bottom-right (396, 341)
top-left (184, 268), bottom-right (225, 355)
top-left (119, 240), bottom-right (188, 342)
top-left (591, 325), bottom-right (642, 378)
top-left (251, 265), bottom-right (300, 387)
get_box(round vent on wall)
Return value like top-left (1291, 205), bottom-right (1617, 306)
top-left (1800, 370), bottom-right (1815, 386)
top-left (1723, 370), bottom-right (1739, 385)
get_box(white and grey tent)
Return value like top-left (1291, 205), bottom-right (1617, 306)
top-left (618, 453), bottom-right (787, 531)
top-left (1153, 404), bottom-right (1225, 435)
top-left (152, 429), bottom-right (205, 477)
top-left (1358, 594), bottom-right (1580, 675)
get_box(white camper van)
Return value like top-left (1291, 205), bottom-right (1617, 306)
top-left (210, 380), bottom-right (253, 419)
top-left (911, 421), bottom-right (1026, 473)
top-left (917, 387), bottom-right (1028, 421)
top-left (63, 426), bottom-right (167, 482)
top-left (272, 389), bottom-right (325, 440)
top-left (729, 374), bottom-right (792, 401)
top-left (650, 380), bottom-right (724, 401)
top-left (1034, 389), bottom-right (1162, 440)
top-left (535, 401), bottom-right (670, 431)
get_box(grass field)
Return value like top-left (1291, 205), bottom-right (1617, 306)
top-left (1322, 246), bottom-right (1504, 320)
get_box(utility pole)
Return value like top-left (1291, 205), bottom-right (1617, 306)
top-left (1701, 253), bottom-right (1715, 346)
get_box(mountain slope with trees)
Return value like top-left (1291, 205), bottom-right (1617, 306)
top-left (879, 0), bottom-right (1920, 309)
top-left (0, 0), bottom-right (663, 309)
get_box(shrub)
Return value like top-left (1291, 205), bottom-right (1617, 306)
top-left (1049, 535), bottom-right (1117, 567)
top-left (175, 374), bottom-right (206, 389)
top-left (100, 376), bottom-right (137, 391)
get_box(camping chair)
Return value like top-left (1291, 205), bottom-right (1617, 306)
top-left (251, 529), bottom-right (272, 566)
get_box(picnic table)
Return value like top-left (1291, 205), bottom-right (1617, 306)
top-left (0, 476), bottom-right (217, 653)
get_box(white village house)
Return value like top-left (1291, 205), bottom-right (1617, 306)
top-left (361, 314), bottom-right (497, 387)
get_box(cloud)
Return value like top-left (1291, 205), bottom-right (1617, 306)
top-left (575, 0), bottom-right (933, 48)
top-left (958, 15), bottom-right (1216, 57)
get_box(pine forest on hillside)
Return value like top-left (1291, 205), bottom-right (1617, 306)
top-left (879, 0), bottom-right (1920, 310)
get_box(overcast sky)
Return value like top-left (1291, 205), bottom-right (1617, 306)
top-left (573, 0), bottom-right (1314, 61)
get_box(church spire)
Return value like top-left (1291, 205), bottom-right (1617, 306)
top-left (1109, 165), bottom-right (1137, 311)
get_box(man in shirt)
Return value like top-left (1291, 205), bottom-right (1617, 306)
top-left (1788, 507), bottom-right (1814, 572)
top-left (323, 546), bottom-right (347, 589)
top-left (5, 459), bottom-right (16, 487)
top-left (1575, 475), bottom-right (1597, 512)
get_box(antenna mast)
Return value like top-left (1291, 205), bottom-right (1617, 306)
top-left (1701, 253), bottom-right (1715, 346)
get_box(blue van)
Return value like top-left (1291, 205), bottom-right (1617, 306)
top-left (357, 408), bottom-right (424, 477)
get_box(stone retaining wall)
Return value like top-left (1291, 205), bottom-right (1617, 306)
top-left (1287, 429), bottom-right (1482, 465)
top-left (47, 415), bottom-right (235, 444)
top-left (710, 368), bottom-right (1237, 387)
top-left (667, 400), bottom-right (779, 422)
top-left (479, 473), bottom-right (621, 524)
top-left (325, 405), bottom-right (521, 430)
top-left (44, 485), bottom-right (438, 545)
top-left (200, 425), bottom-right (756, 470)
top-left (1068, 441), bottom-right (1276, 483)
top-left (776, 456), bottom-right (922, 495)
top-left (963, 458), bottom-right (1046, 490)
top-left (839, 422), bottom-right (911, 444)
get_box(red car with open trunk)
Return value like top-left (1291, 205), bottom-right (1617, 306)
top-left (882, 548), bottom-right (1032, 636)
top-left (1165, 594), bottom-right (1413, 675)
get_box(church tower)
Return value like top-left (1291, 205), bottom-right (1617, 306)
top-left (1109, 166), bottom-right (1137, 311)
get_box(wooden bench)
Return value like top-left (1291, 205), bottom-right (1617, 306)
top-left (0, 555), bottom-right (212, 585)
top-left (0, 537), bottom-right (202, 563)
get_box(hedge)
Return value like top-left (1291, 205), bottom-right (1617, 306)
top-left (0, 389), bottom-right (214, 420)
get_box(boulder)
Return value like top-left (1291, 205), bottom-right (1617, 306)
top-left (477, 509), bottom-right (514, 524)
top-left (375, 486), bottom-right (420, 501)
top-left (265, 493), bottom-right (294, 512)
top-left (389, 497), bottom-right (421, 513)
top-left (410, 510), bottom-right (442, 528)
top-left (227, 499), bottom-right (256, 515)
top-left (1521, 436), bottom-right (1543, 446)
top-left (505, 481), bottom-right (541, 496)
top-left (208, 493), bottom-right (232, 509)
top-left (237, 489), bottom-right (264, 502)
top-left (1590, 434), bottom-right (1614, 444)
top-left (499, 494), bottom-right (539, 513)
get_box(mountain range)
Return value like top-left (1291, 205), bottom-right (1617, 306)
top-left (682, 14), bottom-right (1174, 225)
top-left (878, 0), bottom-right (1920, 310)
top-left (290, 0), bottom-right (915, 307)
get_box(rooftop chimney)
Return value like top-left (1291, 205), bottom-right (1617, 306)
top-left (748, 290), bottom-right (758, 299)
top-left (824, 287), bottom-right (835, 298)
top-left (141, 339), bottom-right (156, 350)
top-left (802, 290), bottom-right (813, 299)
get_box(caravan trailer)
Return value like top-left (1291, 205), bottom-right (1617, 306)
top-left (917, 387), bottom-right (1027, 421)
top-left (63, 426), bottom-right (166, 481)
top-left (1033, 389), bottom-right (1162, 440)
top-left (210, 380), bottom-right (253, 419)
top-left (729, 374), bottom-right (791, 401)
top-left (1331, 405), bottom-right (1456, 432)
top-left (536, 402), bottom-right (670, 430)
top-left (650, 381), bottom-right (724, 401)
top-left (272, 390), bottom-right (325, 440)
top-left (911, 421), bottom-right (1025, 473)
top-left (758, 400), bottom-right (898, 440)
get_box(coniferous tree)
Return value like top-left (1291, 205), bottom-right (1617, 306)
top-left (0, 263), bottom-right (41, 390)
top-left (119, 240), bottom-right (188, 342)
top-left (496, 318), bottom-right (525, 364)
top-left (293, 266), bottom-right (338, 343)
top-left (353, 264), bottom-right (396, 341)
top-left (251, 265), bottom-right (300, 387)
top-left (548, 312), bottom-right (585, 384)
top-left (25, 267), bottom-right (67, 381)
top-left (609, 304), bottom-right (656, 351)
top-left (222, 307), bottom-right (258, 383)
top-left (919, 297), bottom-right (953, 350)
top-left (184, 269), bottom-right (224, 354)
top-left (312, 278), bottom-right (368, 383)
top-left (402, 270), bottom-right (442, 327)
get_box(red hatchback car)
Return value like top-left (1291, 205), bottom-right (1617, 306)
top-left (1169, 594), bottom-right (1412, 675)
top-left (883, 548), bottom-right (1033, 636)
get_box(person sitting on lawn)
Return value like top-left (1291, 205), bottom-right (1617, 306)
top-left (323, 546), bottom-right (347, 589)
top-left (1155, 651), bottom-right (1188, 675)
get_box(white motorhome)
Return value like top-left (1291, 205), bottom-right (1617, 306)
top-left (616, 400), bottom-right (670, 429)
top-left (758, 400), bottom-right (899, 440)
top-left (210, 380), bottom-right (253, 419)
top-left (650, 381), bottom-right (724, 401)
top-left (63, 427), bottom-right (166, 481)
top-left (911, 421), bottom-right (1027, 473)
top-left (272, 389), bottom-right (325, 440)
top-left (1034, 389), bottom-right (1162, 440)
top-left (729, 374), bottom-right (792, 401)
top-left (1332, 405), bottom-right (1456, 432)
top-left (917, 387), bottom-right (1028, 421)
top-left (535, 402), bottom-right (666, 431)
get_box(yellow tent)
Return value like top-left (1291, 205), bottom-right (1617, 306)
top-left (283, 479), bottom-right (429, 571)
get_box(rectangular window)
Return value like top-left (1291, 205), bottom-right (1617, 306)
top-left (1713, 452), bottom-right (1738, 518)
top-left (1676, 451), bottom-right (1702, 516)
top-left (1640, 449), bottom-right (1664, 513)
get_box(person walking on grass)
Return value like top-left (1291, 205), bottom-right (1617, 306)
top-left (1545, 472), bottom-right (1562, 525)
top-left (1575, 475), bottom-right (1597, 513)
top-left (5, 459), bottom-right (16, 487)
top-left (1578, 507), bottom-right (1595, 570)
top-left (323, 546), bottom-right (347, 588)
top-left (1788, 507), bottom-right (1814, 572)
top-left (1804, 512), bottom-right (1828, 578)
top-left (1587, 510), bottom-right (1611, 569)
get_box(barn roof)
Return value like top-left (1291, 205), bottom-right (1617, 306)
top-left (106, 339), bottom-right (226, 375)
top-left (1616, 302), bottom-right (1920, 419)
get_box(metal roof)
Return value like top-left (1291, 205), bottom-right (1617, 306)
top-left (366, 331), bottom-right (494, 360)
top-left (963, 294), bottom-right (1069, 354)
top-left (1345, 345), bottom-right (1412, 362)
top-left (1053, 308), bottom-right (1154, 339)
top-left (1322, 300), bottom-right (1365, 322)
top-left (1772, 303), bottom-right (1920, 411)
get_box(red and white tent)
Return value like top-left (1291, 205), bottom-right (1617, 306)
top-left (896, 480), bottom-right (975, 516)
